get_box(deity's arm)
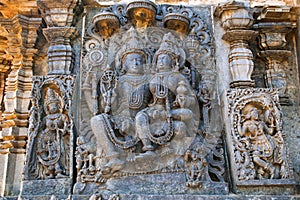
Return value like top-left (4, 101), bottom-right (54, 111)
top-left (171, 108), bottom-right (193, 121)
top-left (237, 122), bottom-right (246, 137)
top-left (100, 70), bottom-right (117, 113)
top-left (262, 121), bottom-right (274, 135)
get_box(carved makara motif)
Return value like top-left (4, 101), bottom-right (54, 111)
top-left (227, 89), bottom-right (291, 181)
top-left (24, 75), bottom-right (75, 180)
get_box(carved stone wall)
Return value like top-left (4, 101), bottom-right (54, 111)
top-left (0, 0), bottom-right (299, 199)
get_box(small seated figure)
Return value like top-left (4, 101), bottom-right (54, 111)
top-left (184, 146), bottom-right (208, 187)
top-left (135, 32), bottom-right (197, 159)
top-left (36, 88), bottom-right (70, 179)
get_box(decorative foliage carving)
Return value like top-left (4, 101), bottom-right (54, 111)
top-left (24, 75), bottom-right (75, 180)
top-left (227, 88), bottom-right (291, 181)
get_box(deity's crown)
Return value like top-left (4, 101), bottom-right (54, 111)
top-left (116, 27), bottom-right (146, 63)
top-left (153, 32), bottom-right (184, 66)
top-left (45, 88), bottom-right (61, 107)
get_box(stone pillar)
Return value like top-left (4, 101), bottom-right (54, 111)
top-left (216, 2), bottom-right (295, 195)
top-left (0, 27), bottom-right (11, 196)
top-left (254, 6), bottom-right (295, 105)
top-left (293, 7), bottom-right (300, 97)
top-left (0, 15), bottom-right (41, 196)
top-left (20, 0), bottom-right (79, 198)
top-left (37, 0), bottom-right (78, 74)
top-left (215, 1), bottom-right (256, 88)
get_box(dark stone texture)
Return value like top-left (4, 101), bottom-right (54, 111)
top-left (235, 179), bottom-right (296, 195)
top-left (21, 179), bottom-right (72, 196)
top-left (73, 173), bottom-right (228, 195)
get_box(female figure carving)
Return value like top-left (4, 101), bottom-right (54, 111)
top-left (135, 32), bottom-right (198, 159)
top-left (238, 104), bottom-right (287, 179)
top-left (36, 88), bottom-right (70, 179)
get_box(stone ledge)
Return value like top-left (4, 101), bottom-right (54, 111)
top-left (20, 178), bottom-right (73, 196)
top-left (235, 179), bottom-right (296, 195)
top-left (12, 194), bottom-right (300, 200)
top-left (73, 173), bottom-right (228, 195)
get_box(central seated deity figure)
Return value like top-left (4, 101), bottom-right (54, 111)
top-left (90, 28), bottom-right (198, 178)
top-left (135, 32), bottom-right (198, 159)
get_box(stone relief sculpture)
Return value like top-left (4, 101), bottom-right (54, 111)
top-left (90, 27), bottom-right (152, 178)
top-left (227, 89), bottom-right (290, 181)
top-left (135, 32), bottom-right (198, 158)
top-left (24, 76), bottom-right (75, 180)
top-left (75, 1), bottom-right (227, 195)
top-left (36, 88), bottom-right (70, 179)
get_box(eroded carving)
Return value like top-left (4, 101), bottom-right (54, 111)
top-left (227, 89), bottom-right (291, 181)
top-left (24, 75), bottom-right (75, 180)
top-left (36, 88), bottom-right (70, 179)
top-left (76, 1), bottom-right (225, 194)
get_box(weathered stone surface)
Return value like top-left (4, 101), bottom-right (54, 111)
top-left (0, 0), bottom-right (300, 199)
top-left (21, 179), bottom-right (72, 196)
top-left (74, 173), bottom-right (228, 195)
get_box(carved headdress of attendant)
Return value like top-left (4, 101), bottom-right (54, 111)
top-left (44, 88), bottom-right (62, 115)
top-left (115, 27), bottom-right (148, 74)
top-left (152, 32), bottom-right (186, 72)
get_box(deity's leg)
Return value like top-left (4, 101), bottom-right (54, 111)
top-left (135, 111), bottom-right (154, 152)
top-left (253, 154), bottom-right (275, 178)
top-left (91, 115), bottom-right (124, 175)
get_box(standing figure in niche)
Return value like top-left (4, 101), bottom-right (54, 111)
top-left (90, 27), bottom-right (151, 176)
top-left (135, 32), bottom-right (198, 159)
top-left (36, 88), bottom-right (70, 179)
top-left (238, 104), bottom-right (276, 179)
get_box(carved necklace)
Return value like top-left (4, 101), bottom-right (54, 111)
top-left (119, 74), bottom-right (148, 109)
top-left (121, 74), bottom-right (148, 86)
top-left (128, 85), bottom-right (145, 109)
top-left (155, 74), bottom-right (169, 99)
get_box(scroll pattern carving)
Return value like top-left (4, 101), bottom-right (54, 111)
top-left (24, 75), bottom-right (75, 180)
top-left (227, 88), bottom-right (291, 181)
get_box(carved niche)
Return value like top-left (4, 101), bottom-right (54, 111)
top-left (24, 75), bottom-right (75, 180)
top-left (75, 1), bottom-right (226, 195)
top-left (224, 88), bottom-right (294, 194)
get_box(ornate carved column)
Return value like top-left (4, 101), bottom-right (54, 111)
top-left (216, 2), bottom-right (295, 195)
top-left (254, 6), bottom-right (295, 105)
top-left (37, 0), bottom-right (78, 74)
top-left (21, 0), bottom-right (80, 197)
top-left (0, 15), bottom-right (41, 196)
top-left (0, 26), bottom-right (11, 196)
top-left (216, 1), bottom-right (257, 88)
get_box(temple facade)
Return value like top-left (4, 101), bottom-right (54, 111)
top-left (0, 0), bottom-right (300, 199)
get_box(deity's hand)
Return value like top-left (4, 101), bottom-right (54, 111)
top-left (120, 119), bottom-right (131, 134)
top-left (176, 95), bottom-right (187, 108)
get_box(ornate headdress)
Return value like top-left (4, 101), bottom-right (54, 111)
top-left (44, 88), bottom-right (61, 111)
top-left (153, 32), bottom-right (185, 69)
top-left (116, 27), bottom-right (146, 66)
